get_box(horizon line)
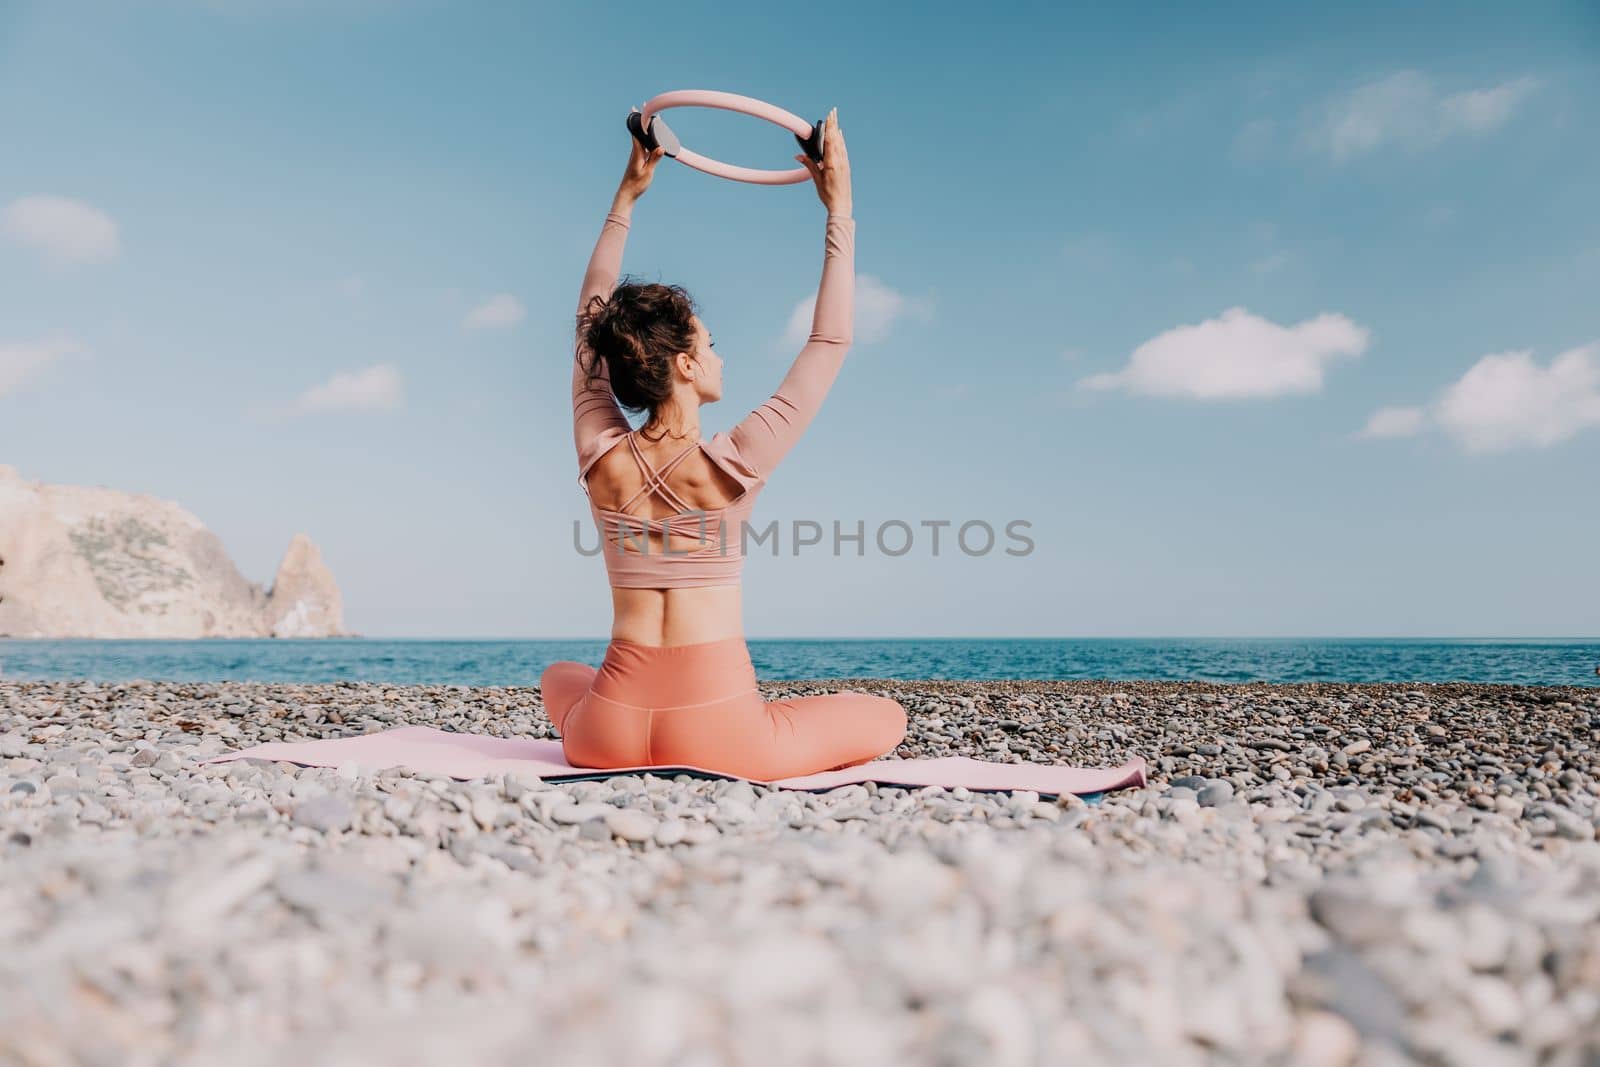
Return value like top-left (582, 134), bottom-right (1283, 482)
top-left (3, 635), bottom-right (1597, 643)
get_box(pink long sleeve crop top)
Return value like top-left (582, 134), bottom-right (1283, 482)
top-left (572, 209), bottom-right (856, 588)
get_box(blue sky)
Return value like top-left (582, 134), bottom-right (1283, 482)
top-left (2, 0), bottom-right (1597, 638)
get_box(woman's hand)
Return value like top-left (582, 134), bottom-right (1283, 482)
top-left (618, 138), bottom-right (667, 202)
top-left (794, 107), bottom-right (851, 215)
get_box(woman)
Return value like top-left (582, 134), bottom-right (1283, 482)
top-left (540, 109), bottom-right (908, 780)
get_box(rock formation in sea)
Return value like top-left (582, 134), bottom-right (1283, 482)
top-left (0, 465), bottom-right (347, 638)
top-left (261, 533), bottom-right (345, 639)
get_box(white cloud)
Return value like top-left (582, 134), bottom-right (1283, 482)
top-left (1436, 346), bottom-right (1600, 451)
top-left (1439, 77), bottom-right (1541, 132)
top-left (464, 293), bottom-right (525, 330)
top-left (287, 364), bottom-right (403, 416)
top-left (782, 273), bottom-right (930, 348)
top-left (0, 338), bottom-right (80, 396)
top-left (1359, 344), bottom-right (1600, 453)
top-left (1310, 71), bottom-right (1539, 162)
top-left (1079, 307), bottom-right (1370, 400)
top-left (1, 195), bottom-right (121, 267)
top-left (1358, 405), bottom-right (1426, 439)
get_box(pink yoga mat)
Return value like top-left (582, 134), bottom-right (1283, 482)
top-left (200, 726), bottom-right (1147, 798)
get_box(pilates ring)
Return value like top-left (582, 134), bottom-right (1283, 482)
top-left (626, 89), bottom-right (826, 187)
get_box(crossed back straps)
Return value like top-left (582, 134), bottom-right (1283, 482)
top-left (615, 431), bottom-right (702, 515)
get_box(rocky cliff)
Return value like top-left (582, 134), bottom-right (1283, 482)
top-left (0, 465), bottom-right (346, 638)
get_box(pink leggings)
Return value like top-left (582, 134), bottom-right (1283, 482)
top-left (539, 636), bottom-right (908, 780)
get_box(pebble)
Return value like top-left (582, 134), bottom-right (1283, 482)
top-left (604, 808), bottom-right (656, 843)
top-left (291, 795), bottom-right (354, 833)
top-left (549, 801), bottom-right (614, 825)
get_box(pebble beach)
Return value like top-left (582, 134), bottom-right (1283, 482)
top-left (2, 678), bottom-right (1598, 1067)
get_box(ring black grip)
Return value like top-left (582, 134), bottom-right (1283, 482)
top-left (794, 118), bottom-right (824, 163)
top-left (626, 107), bottom-right (681, 157)
top-left (626, 108), bottom-right (656, 150)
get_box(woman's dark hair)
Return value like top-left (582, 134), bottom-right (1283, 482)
top-left (576, 275), bottom-right (700, 438)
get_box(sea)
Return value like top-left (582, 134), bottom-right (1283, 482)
top-left (2, 638), bottom-right (1597, 687)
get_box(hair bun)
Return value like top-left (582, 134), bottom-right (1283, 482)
top-left (600, 294), bottom-right (629, 326)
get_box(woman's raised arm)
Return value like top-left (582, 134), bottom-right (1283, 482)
top-left (725, 212), bottom-right (857, 478)
top-left (571, 143), bottom-right (667, 466)
top-left (571, 208), bottom-right (634, 461)
top-left (726, 109), bottom-right (854, 479)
